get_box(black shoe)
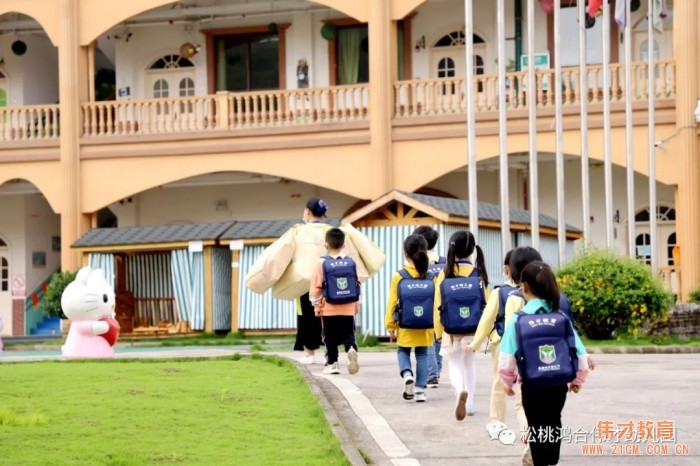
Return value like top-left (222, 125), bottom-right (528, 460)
top-left (427, 377), bottom-right (439, 388)
top-left (585, 13), bottom-right (596, 29)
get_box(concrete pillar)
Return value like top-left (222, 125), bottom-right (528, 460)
top-left (58, 0), bottom-right (89, 271)
top-left (368, 0), bottom-right (395, 197)
top-left (674, 0), bottom-right (700, 300)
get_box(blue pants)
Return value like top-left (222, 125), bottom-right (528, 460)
top-left (427, 336), bottom-right (443, 379)
top-left (397, 346), bottom-right (429, 389)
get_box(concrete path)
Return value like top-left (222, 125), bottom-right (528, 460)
top-left (2, 346), bottom-right (698, 465)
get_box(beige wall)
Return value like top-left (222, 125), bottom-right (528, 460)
top-left (113, 178), bottom-right (359, 227)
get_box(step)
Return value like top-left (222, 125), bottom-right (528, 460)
top-left (31, 328), bottom-right (61, 336)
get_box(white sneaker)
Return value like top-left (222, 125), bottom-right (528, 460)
top-left (403, 374), bottom-right (415, 400)
top-left (415, 390), bottom-right (426, 402)
top-left (323, 362), bottom-right (340, 374)
top-left (347, 348), bottom-right (359, 375)
top-left (298, 355), bottom-right (315, 364)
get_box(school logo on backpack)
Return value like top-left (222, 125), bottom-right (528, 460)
top-left (322, 256), bottom-right (360, 305)
top-left (394, 269), bottom-right (435, 329)
top-left (514, 308), bottom-right (579, 386)
top-left (439, 267), bottom-right (485, 334)
top-left (539, 345), bottom-right (556, 364)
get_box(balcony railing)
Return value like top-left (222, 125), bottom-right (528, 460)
top-left (81, 84), bottom-right (369, 137)
top-left (0, 104), bottom-right (60, 142)
top-left (394, 60), bottom-right (675, 118)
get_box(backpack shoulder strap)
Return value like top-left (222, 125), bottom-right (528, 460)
top-left (398, 269), bottom-right (412, 280)
top-left (514, 311), bottom-right (526, 357)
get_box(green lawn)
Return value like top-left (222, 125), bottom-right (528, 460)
top-left (0, 356), bottom-right (349, 466)
top-left (581, 335), bottom-right (700, 346)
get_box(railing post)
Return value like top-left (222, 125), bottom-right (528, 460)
top-left (215, 91), bottom-right (230, 130)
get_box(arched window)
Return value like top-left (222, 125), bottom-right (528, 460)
top-left (1, 257), bottom-right (8, 292)
top-left (634, 206), bottom-right (675, 222)
top-left (639, 39), bottom-right (660, 61)
top-left (153, 79), bottom-right (169, 99)
top-left (635, 233), bottom-right (651, 265)
top-left (179, 78), bottom-right (195, 97)
top-left (434, 31), bottom-right (485, 47)
top-left (0, 238), bottom-right (6, 246)
top-left (149, 55), bottom-right (194, 70)
top-left (437, 58), bottom-right (455, 79)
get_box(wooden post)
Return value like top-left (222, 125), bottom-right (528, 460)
top-left (204, 247), bottom-right (213, 332)
top-left (231, 249), bottom-right (241, 333)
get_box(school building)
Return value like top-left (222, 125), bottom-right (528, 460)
top-left (0, 0), bottom-right (697, 336)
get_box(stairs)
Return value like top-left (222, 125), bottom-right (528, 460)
top-left (30, 316), bottom-right (61, 336)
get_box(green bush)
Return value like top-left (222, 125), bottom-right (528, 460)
top-left (558, 251), bottom-right (673, 340)
top-left (688, 287), bottom-right (700, 305)
top-left (41, 270), bottom-right (77, 319)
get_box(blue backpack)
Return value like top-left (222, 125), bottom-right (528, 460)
top-left (514, 305), bottom-right (579, 387)
top-left (322, 256), bottom-right (360, 305)
top-left (438, 267), bottom-right (485, 334)
top-left (428, 256), bottom-right (447, 276)
top-left (494, 283), bottom-right (520, 337)
top-left (394, 269), bottom-right (435, 329)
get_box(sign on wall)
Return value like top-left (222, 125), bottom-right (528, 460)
top-left (520, 53), bottom-right (551, 91)
top-left (11, 273), bottom-right (25, 298)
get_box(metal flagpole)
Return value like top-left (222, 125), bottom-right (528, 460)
top-left (625, 0), bottom-right (635, 256)
top-left (602, 0), bottom-right (614, 248)
top-left (554, 0), bottom-right (565, 266)
top-left (579, 0), bottom-right (591, 246)
top-left (497, 0), bottom-right (511, 255)
top-left (465, 0), bottom-right (479, 241)
top-left (648, 0), bottom-right (658, 272)
top-left (527, 0), bottom-right (540, 250)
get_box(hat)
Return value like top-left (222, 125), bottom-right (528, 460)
top-left (306, 198), bottom-right (328, 217)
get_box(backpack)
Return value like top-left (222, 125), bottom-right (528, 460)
top-left (394, 269), bottom-right (435, 329)
top-left (427, 256), bottom-right (447, 276)
top-left (494, 283), bottom-right (520, 337)
top-left (514, 306), bottom-right (579, 387)
top-left (438, 267), bottom-right (485, 334)
top-left (321, 256), bottom-right (361, 305)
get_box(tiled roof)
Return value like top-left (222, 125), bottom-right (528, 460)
top-left (72, 222), bottom-right (235, 247)
top-left (401, 192), bottom-right (582, 233)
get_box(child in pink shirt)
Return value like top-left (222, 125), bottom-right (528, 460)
top-left (309, 228), bottom-right (360, 375)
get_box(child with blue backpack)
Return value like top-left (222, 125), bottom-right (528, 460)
top-left (467, 250), bottom-right (519, 431)
top-left (310, 228), bottom-right (361, 375)
top-left (499, 261), bottom-right (589, 466)
top-left (433, 230), bottom-right (489, 420)
top-left (385, 234), bottom-right (435, 402)
top-left (413, 226), bottom-right (445, 388)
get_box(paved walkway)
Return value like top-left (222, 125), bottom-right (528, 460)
top-left (1, 347), bottom-right (698, 465)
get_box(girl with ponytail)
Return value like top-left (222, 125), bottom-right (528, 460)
top-left (434, 230), bottom-right (490, 420)
top-left (385, 234), bottom-right (436, 403)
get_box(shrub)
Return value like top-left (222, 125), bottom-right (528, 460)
top-left (557, 251), bottom-right (674, 340)
top-left (41, 270), bottom-right (77, 319)
top-left (688, 287), bottom-right (700, 305)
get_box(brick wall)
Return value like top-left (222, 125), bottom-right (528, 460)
top-left (12, 300), bottom-right (24, 336)
top-left (668, 304), bottom-right (700, 338)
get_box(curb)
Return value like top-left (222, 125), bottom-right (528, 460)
top-left (295, 362), bottom-right (368, 466)
top-left (587, 345), bottom-right (700, 354)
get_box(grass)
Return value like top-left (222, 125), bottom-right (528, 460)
top-left (581, 334), bottom-right (700, 347)
top-left (0, 357), bottom-right (350, 466)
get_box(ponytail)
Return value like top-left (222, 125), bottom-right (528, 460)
top-left (474, 245), bottom-right (489, 287)
top-left (403, 234), bottom-right (430, 279)
top-left (445, 230), bottom-right (487, 284)
top-left (412, 250), bottom-right (429, 279)
top-left (520, 261), bottom-right (560, 311)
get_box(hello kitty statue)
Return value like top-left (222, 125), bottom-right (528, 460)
top-left (61, 266), bottom-right (120, 359)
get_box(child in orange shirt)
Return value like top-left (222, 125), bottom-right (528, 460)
top-left (309, 228), bottom-right (361, 375)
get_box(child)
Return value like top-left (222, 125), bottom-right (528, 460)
top-left (385, 234), bottom-right (435, 402)
top-left (433, 230), bottom-right (489, 420)
top-left (413, 226), bottom-right (445, 388)
top-left (467, 250), bottom-right (517, 431)
top-left (499, 261), bottom-right (589, 466)
top-left (309, 227), bottom-right (361, 375)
